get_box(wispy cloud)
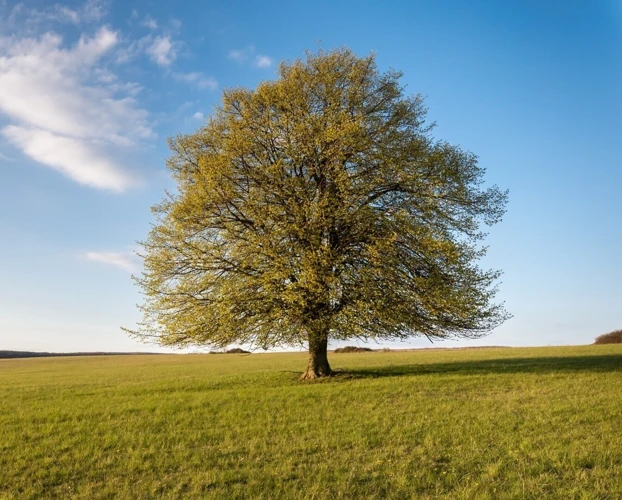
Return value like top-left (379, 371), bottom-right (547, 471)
top-left (0, 26), bottom-right (151, 191)
top-left (80, 0), bottom-right (108, 23)
top-left (254, 55), bottom-right (273, 68)
top-left (228, 45), bottom-right (273, 69)
top-left (85, 251), bottom-right (139, 273)
top-left (43, 5), bottom-right (80, 24)
top-left (192, 111), bottom-right (204, 120)
top-left (146, 35), bottom-right (176, 66)
top-left (141, 15), bottom-right (158, 30)
top-left (117, 33), bottom-right (181, 68)
top-left (5, 0), bottom-right (109, 27)
top-left (173, 71), bottom-right (217, 90)
top-left (228, 48), bottom-right (247, 63)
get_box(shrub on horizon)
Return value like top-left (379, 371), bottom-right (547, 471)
top-left (594, 330), bottom-right (622, 344)
top-left (208, 348), bottom-right (251, 354)
top-left (334, 346), bottom-right (374, 353)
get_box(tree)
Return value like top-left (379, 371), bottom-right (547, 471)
top-left (593, 330), bottom-right (622, 344)
top-left (128, 48), bottom-right (509, 379)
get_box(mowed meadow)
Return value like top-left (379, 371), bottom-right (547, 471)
top-left (1, 346), bottom-right (622, 499)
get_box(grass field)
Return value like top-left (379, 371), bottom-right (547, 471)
top-left (1, 345), bottom-right (621, 499)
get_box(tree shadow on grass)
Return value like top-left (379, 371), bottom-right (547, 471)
top-left (340, 354), bottom-right (622, 380)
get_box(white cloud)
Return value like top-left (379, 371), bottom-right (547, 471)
top-left (141, 16), bottom-right (157, 30)
top-left (146, 35), bottom-right (176, 66)
top-left (254, 55), bottom-right (272, 68)
top-left (94, 69), bottom-right (143, 95)
top-left (228, 48), bottom-right (248, 63)
top-left (3, 126), bottom-right (137, 191)
top-left (6, 0), bottom-right (109, 27)
top-left (192, 112), bottom-right (204, 120)
top-left (229, 45), bottom-right (273, 69)
top-left (173, 72), bottom-right (217, 90)
top-left (47, 5), bottom-right (80, 24)
top-left (120, 34), bottom-right (179, 67)
top-left (76, 25), bottom-right (117, 60)
top-left (115, 35), bottom-right (149, 64)
top-left (0, 26), bottom-right (152, 191)
top-left (85, 252), bottom-right (139, 273)
top-left (81, 0), bottom-right (108, 23)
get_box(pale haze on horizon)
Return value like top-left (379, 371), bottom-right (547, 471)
top-left (0, 0), bottom-right (620, 353)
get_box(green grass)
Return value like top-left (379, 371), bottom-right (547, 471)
top-left (1, 345), bottom-right (621, 499)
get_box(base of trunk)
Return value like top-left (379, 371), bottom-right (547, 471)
top-left (300, 364), bottom-right (333, 380)
top-left (300, 336), bottom-right (332, 380)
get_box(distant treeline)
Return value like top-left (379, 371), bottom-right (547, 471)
top-left (0, 351), bottom-right (163, 359)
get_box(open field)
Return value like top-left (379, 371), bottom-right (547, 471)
top-left (1, 346), bottom-right (622, 499)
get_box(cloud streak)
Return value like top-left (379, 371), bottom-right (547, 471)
top-left (228, 45), bottom-right (273, 69)
top-left (172, 71), bottom-right (217, 90)
top-left (85, 252), bottom-right (139, 273)
top-left (3, 126), bottom-right (138, 191)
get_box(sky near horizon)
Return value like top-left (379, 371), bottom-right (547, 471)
top-left (0, 0), bottom-right (620, 352)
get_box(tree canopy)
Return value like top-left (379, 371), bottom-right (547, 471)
top-left (128, 48), bottom-right (509, 378)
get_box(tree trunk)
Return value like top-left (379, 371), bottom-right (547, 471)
top-left (301, 335), bottom-right (332, 380)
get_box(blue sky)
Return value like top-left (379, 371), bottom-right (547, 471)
top-left (0, 0), bottom-right (620, 352)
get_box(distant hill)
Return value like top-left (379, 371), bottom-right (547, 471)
top-left (0, 351), bottom-right (163, 359)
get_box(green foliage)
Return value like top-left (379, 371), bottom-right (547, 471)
top-left (130, 48), bottom-right (509, 351)
top-left (594, 329), bottom-right (622, 344)
top-left (1, 346), bottom-right (622, 498)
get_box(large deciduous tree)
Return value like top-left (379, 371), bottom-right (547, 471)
top-left (128, 49), bottom-right (509, 379)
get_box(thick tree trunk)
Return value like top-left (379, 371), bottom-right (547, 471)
top-left (301, 335), bottom-right (332, 380)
